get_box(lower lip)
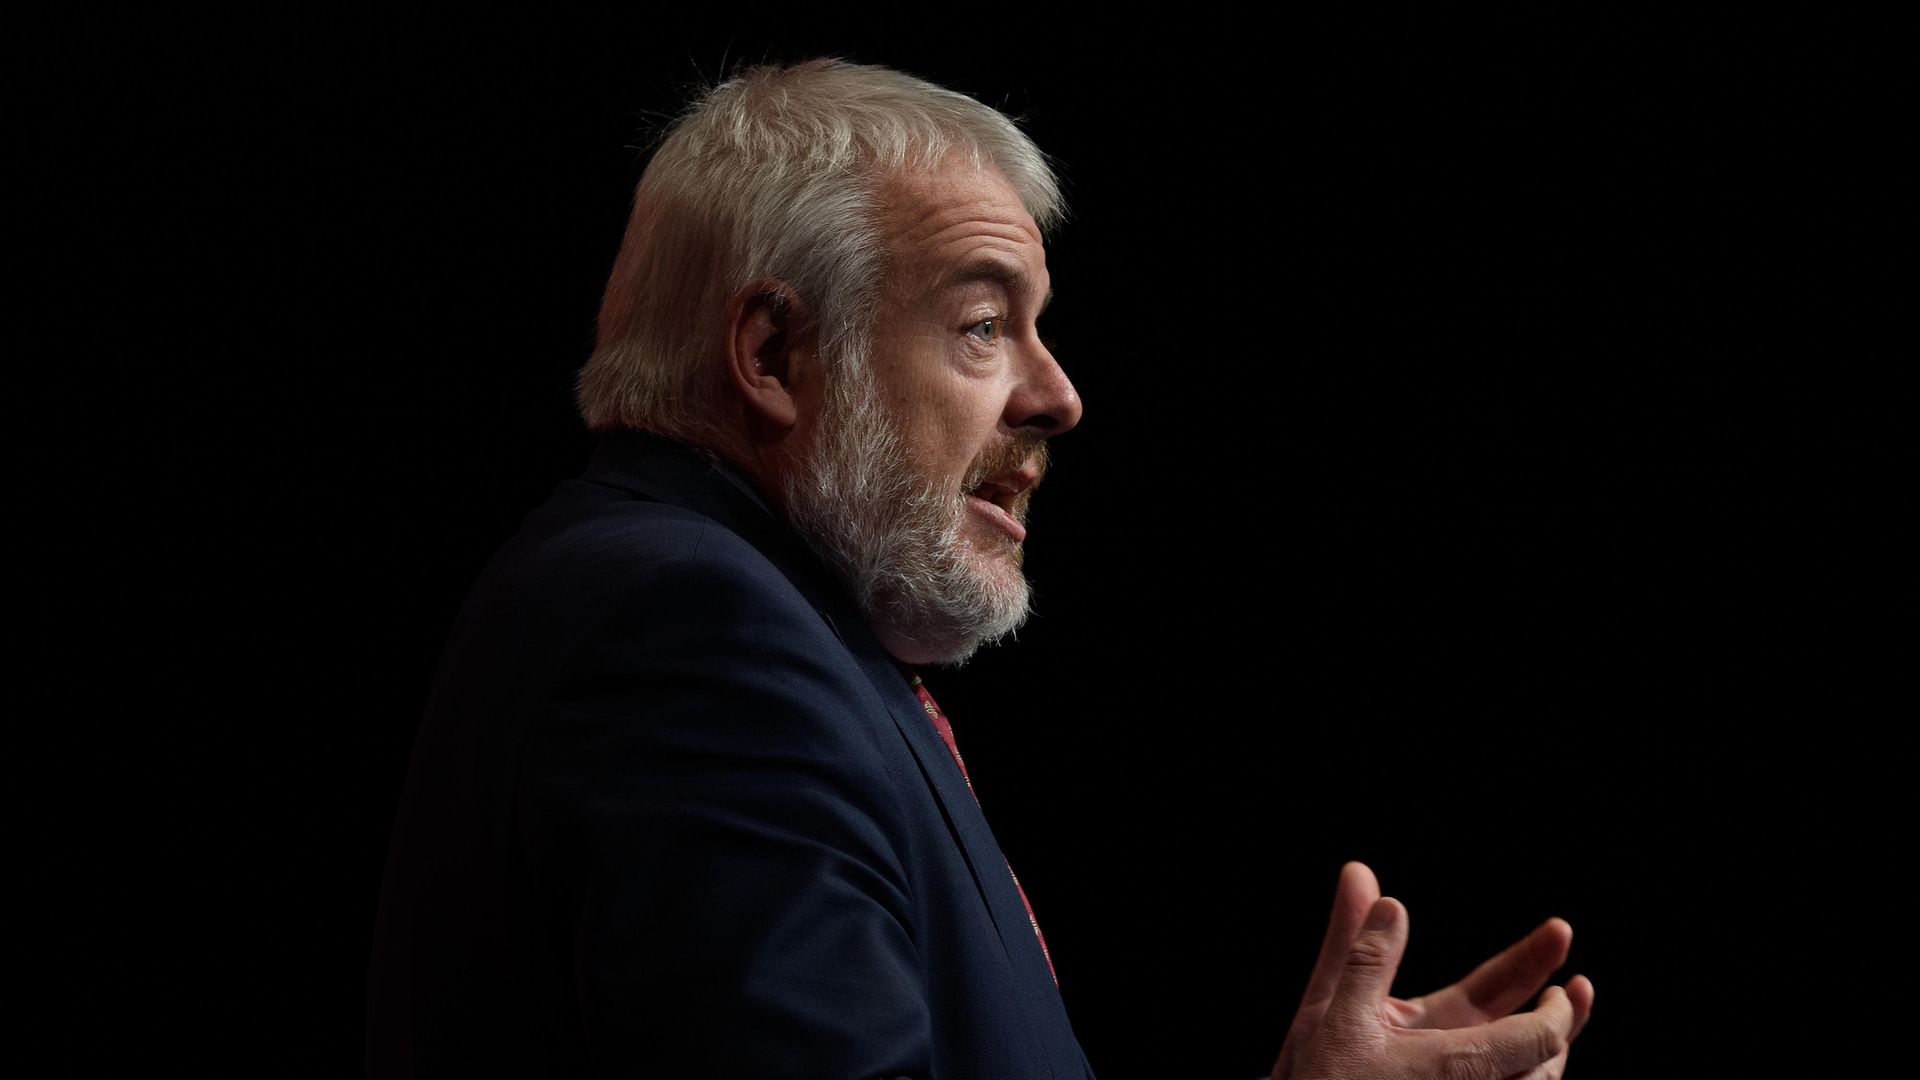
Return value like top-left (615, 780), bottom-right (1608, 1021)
top-left (967, 495), bottom-right (1027, 542)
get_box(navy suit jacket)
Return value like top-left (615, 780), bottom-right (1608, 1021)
top-left (370, 429), bottom-right (1096, 1078)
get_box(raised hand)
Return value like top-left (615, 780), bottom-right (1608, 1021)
top-left (1273, 862), bottom-right (1595, 1080)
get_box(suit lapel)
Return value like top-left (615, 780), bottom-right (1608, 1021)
top-left (858, 650), bottom-right (1038, 952)
top-left (854, 647), bottom-right (1064, 1079)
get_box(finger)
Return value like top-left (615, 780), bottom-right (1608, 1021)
top-left (1329, 895), bottom-right (1408, 1024)
top-left (1565, 974), bottom-right (1595, 1040)
top-left (1298, 861), bottom-right (1382, 1012)
top-left (1433, 983), bottom-right (1576, 1077)
top-left (1500, 981), bottom-right (1592, 1080)
top-left (1275, 864), bottom-right (1384, 1080)
top-left (1412, 916), bottom-right (1574, 1027)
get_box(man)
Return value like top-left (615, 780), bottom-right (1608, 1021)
top-left (370, 60), bottom-right (1592, 1078)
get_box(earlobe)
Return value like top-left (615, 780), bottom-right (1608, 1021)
top-left (725, 279), bottom-right (809, 432)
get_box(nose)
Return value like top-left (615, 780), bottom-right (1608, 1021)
top-left (1006, 337), bottom-right (1083, 436)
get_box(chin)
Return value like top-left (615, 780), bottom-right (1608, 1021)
top-left (875, 592), bottom-right (1030, 667)
top-left (870, 531), bottom-right (1033, 667)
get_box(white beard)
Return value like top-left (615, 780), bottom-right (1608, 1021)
top-left (781, 343), bottom-right (1031, 666)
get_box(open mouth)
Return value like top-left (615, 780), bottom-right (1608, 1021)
top-left (968, 480), bottom-right (1018, 514)
top-left (961, 445), bottom-right (1045, 543)
top-left (965, 482), bottom-right (1029, 542)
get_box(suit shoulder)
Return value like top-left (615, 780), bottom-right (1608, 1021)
top-left (434, 477), bottom-right (854, 706)
top-left (486, 479), bottom-right (811, 619)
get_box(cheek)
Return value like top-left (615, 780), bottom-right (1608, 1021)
top-left (892, 390), bottom-right (997, 468)
top-left (933, 402), bottom-right (1004, 475)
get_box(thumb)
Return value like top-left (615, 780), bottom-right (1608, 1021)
top-left (1329, 896), bottom-right (1408, 1022)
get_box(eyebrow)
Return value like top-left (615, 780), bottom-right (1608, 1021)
top-left (939, 258), bottom-right (1054, 316)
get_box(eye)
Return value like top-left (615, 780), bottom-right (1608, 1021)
top-left (966, 317), bottom-right (1000, 343)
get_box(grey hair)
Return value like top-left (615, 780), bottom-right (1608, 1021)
top-left (576, 59), bottom-right (1065, 453)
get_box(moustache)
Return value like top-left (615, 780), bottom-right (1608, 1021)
top-left (962, 436), bottom-right (1050, 512)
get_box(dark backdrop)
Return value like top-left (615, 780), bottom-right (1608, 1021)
top-left (28, 9), bottom-right (1887, 1077)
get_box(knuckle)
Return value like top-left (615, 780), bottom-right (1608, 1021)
top-left (1536, 1023), bottom-right (1569, 1064)
top-left (1344, 930), bottom-right (1395, 969)
top-left (1534, 998), bottom-right (1573, 1061)
top-left (1439, 1047), bottom-right (1494, 1080)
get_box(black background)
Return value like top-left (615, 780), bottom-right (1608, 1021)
top-left (27, 8), bottom-right (1889, 1077)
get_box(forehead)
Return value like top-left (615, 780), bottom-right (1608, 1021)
top-left (875, 159), bottom-right (1047, 291)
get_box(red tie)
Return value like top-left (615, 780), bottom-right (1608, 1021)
top-left (907, 672), bottom-right (1058, 986)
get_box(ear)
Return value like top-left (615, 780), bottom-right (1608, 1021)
top-left (724, 278), bottom-right (811, 432)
